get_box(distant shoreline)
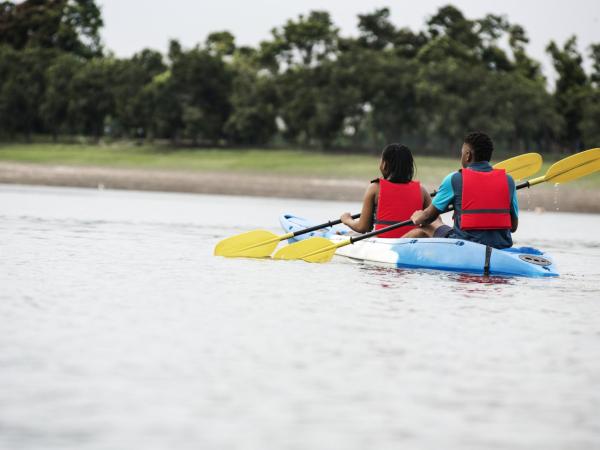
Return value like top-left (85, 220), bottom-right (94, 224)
top-left (1, 161), bottom-right (598, 213)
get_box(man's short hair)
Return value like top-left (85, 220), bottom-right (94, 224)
top-left (464, 131), bottom-right (494, 162)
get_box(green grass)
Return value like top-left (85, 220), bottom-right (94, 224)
top-left (1, 142), bottom-right (598, 188)
top-left (0, 142), bottom-right (459, 184)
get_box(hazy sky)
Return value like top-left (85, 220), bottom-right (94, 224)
top-left (98, 0), bottom-right (599, 83)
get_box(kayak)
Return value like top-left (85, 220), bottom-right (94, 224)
top-left (279, 213), bottom-right (349, 241)
top-left (279, 214), bottom-right (558, 277)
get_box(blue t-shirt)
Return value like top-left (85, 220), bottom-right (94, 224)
top-left (432, 161), bottom-right (518, 249)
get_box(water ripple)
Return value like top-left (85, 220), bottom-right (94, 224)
top-left (1, 186), bottom-right (600, 450)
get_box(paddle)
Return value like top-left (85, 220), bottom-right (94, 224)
top-left (519, 147), bottom-right (600, 188)
top-left (213, 214), bottom-right (359, 258)
top-left (492, 152), bottom-right (543, 182)
top-left (214, 152), bottom-right (542, 258)
top-left (274, 148), bottom-right (599, 263)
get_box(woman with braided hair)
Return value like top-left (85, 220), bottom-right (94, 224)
top-left (340, 143), bottom-right (444, 238)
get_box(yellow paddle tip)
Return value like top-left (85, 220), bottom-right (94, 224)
top-left (273, 237), bottom-right (340, 263)
top-left (544, 148), bottom-right (600, 185)
top-left (214, 229), bottom-right (281, 258)
top-left (494, 152), bottom-right (542, 181)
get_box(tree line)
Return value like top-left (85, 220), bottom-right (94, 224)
top-left (0, 1), bottom-right (598, 153)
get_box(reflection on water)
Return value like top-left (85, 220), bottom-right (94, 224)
top-left (1, 185), bottom-right (600, 450)
top-left (450, 273), bottom-right (513, 285)
top-left (447, 275), bottom-right (514, 298)
top-left (359, 264), bottom-right (518, 298)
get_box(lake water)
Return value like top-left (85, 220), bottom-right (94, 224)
top-left (1, 184), bottom-right (600, 450)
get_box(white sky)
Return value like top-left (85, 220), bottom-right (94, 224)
top-left (98, 0), bottom-right (600, 85)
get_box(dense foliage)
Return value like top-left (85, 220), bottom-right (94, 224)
top-left (0, 1), bottom-right (598, 152)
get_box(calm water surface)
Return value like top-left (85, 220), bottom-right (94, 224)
top-left (1, 184), bottom-right (600, 450)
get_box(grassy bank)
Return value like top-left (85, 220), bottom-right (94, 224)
top-left (1, 142), bottom-right (598, 188)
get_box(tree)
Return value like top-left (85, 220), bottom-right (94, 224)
top-left (68, 57), bottom-right (115, 138)
top-left (393, 28), bottom-right (428, 58)
top-left (427, 5), bottom-right (480, 51)
top-left (547, 37), bottom-right (589, 150)
top-left (111, 49), bottom-right (166, 137)
top-left (0, 0), bottom-right (103, 57)
top-left (590, 43), bottom-right (600, 87)
top-left (364, 52), bottom-right (421, 146)
top-left (581, 90), bottom-right (600, 147)
top-left (40, 52), bottom-right (84, 137)
top-left (308, 60), bottom-right (364, 148)
top-left (169, 46), bottom-right (232, 143)
top-left (270, 11), bottom-right (339, 67)
top-left (224, 49), bottom-right (278, 145)
top-left (0, 4), bottom-right (595, 153)
top-left (141, 70), bottom-right (183, 141)
top-left (357, 8), bottom-right (396, 50)
top-left (477, 14), bottom-right (512, 72)
top-left (581, 43), bottom-right (600, 146)
top-left (0, 45), bottom-right (50, 138)
top-left (508, 24), bottom-right (542, 80)
top-left (206, 31), bottom-right (236, 57)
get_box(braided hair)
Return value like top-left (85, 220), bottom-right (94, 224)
top-left (464, 131), bottom-right (494, 162)
top-left (381, 144), bottom-right (415, 183)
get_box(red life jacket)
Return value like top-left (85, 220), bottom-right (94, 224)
top-left (374, 179), bottom-right (422, 238)
top-left (460, 168), bottom-right (511, 230)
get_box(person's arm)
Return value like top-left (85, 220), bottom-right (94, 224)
top-left (341, 183), bottom-right (377, 233)
top-left (511, 215), bottom-right (518, 233)
top-left (411, 203), bottom-right (441, 226)
top-left (421, 185), bottom-right (432, 208)
top-left (412, 173), bottom-right (455, 226)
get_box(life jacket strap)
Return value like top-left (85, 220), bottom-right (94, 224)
top-left (374, 219), bottom-right (404, 225)
top-left (463, 208), bottom-right (510, 214)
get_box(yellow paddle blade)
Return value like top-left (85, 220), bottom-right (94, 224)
top-left (214, 230), bottom-right (283, 258)
top-left (273, 237), bottom-right (349, 263)
top-left (541, 148), bottom-right (600, 185)
top-left (494, 152), bottom-right (542, 181)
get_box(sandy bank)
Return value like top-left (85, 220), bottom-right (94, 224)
top-left (1, 162), bottom-right (598, 213)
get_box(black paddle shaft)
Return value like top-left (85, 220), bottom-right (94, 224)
top-left (292, 213), bottom-right (360, 237)
top-left (349, 202), bottom-right (457, 243)
top-left (349, 219), bottom-right (415, 243)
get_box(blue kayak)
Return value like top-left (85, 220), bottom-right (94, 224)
top-left (279, 213), bottom-right (349, 241)
top-left (279, 214), bottom-right (558, 277)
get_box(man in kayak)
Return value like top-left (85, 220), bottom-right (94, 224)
top-left (409, 131), bottom-right (518, 249)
